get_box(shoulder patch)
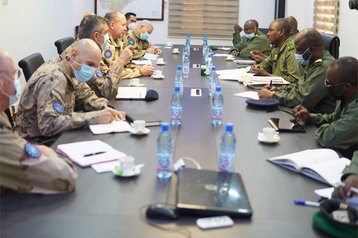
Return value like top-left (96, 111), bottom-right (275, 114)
top-left (24, 143), bottom-right (41, 159)
top-left (128, 38), bottom-right (135, 46)
top-left (95, 69), bottom-right (104, 78)
top-left (53, 102), bottom-right (64, 114)
top-left (104, 50), bottom-right (112, 58)
top-left (287, 42), bottom-right (295, 51)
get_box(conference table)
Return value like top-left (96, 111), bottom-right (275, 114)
top-left (1, 44), bottom-right (331, 238)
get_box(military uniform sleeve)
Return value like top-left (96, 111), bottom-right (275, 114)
top-left (120, 66), bottom-right (142, 79)
top-left (282, 50), bottom-right (303, 84)
top-left (36, 76), bottom-right (103, 136)
top-left (73, 81), bottom-right (108, 112)
top-left (232, 33), bottom-right (242, 46)
top-left (0, 113), bottom-right (77, 194)
top-left (272, 84), bottom-right (302, 107)
top-left (314, 103), bottom-right (358, 150)
top-left (309, 101), bottom-right (341, 125)
top-left (341, 151), bottom-right (358, 180)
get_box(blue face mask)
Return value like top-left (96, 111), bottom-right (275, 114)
top-left (2, 76), bottom-right (21, 105)
top-left (244, 33), bottom-right (255, 40)
top-left (70, 59), bottom-right (95, 83)
top-left (101, 33), bottom-right (109, 50)
top-left (140, 31), bottom-right (150, 41)
top-left (295, 47), bottom-right (311, 65)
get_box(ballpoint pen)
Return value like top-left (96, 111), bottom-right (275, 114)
top-left (294, 199), bottom-right (320, 207)
top-left (269, 79), bottom-right (273, 89)
top-left (83, 151), bottom-right (106, 157)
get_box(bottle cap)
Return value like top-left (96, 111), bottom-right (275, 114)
top-left (212, 66), bottom-right (216, 71)
top-left (177, 65), bottom-right (183, 70)
top-left (161, 122), bottom-right (169, 131)
top-left (184, 53), bottom-right (189, 58)
top-left (226, 123), bottom-right (233, 132)
top-left (215, 85), bottom-right (221, 92)
top-left (175, 86), bottom-right (180, 92)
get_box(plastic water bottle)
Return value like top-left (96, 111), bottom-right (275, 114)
top-left (205, 53), bottom-right (213, 76)
top-left (183, 40), bottom-right (190, 57)
top-left (182, 53), bottom-right (190, 79)
top-left (212, 85), bottom-right (223, 125)
top-left (219, 123), bottom-right (236, 172)
top-left (202, 35), bottom-right (208, 57)
top-left (156, 122), bottom-right (173, 179)
top-left (209, 66), bottom-right (218, 97)
top-left (175, 65), bottom-right (183, 94)
top-left (171, 86), bottom-right (182, 126)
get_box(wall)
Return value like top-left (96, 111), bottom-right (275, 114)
top-left (286, 0), bottom-right (358, 57)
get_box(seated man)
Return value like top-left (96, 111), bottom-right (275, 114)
top-left (15, 39), bottom-right (126, 143)
top-left (61, 14), bottom-right (133, 99)
top-left (122, 20), bottom-right (162, 59)
top-left (0, 49), bottom-right (77, 194)
top-left (332, 151), bottom-right (358, 200)
top-left (104, 11), bottom-right (153, 79)
top-left (230, 19), bottom-right (271, 58)
top-left (258, 28), bottom-right (336, 114)
top-left (293, 57), bottom-right (358, 158)
top-left (125, 12), bottom-right (137, 30)
top-left (251, 18), bottom-right (302, 84)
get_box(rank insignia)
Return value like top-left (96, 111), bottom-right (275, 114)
top-left (24, 143), bottom-right (41, 159)
top-left (104, 50), bottom-right (112, 58)
top-left (128, 38), bottom-right (135, 46)
top-left (95, 69), bottom-right (103, 78)
top-left (53, 102), bottom-right (64, 114)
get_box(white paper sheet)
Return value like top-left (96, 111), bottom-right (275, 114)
top-left (234, 91), bottom-right (259, 100)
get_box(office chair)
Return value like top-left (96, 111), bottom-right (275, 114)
top-left (258, 28), bottom-right (269, 35)
top-left (320, 33), bottom-right (340, 59)
top-left (18, 53), bottom-right (45, 82)
top-left (54, 37), bottom-right (75, 55)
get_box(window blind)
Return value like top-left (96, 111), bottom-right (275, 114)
top-left (168, 0), bottom-right (239, 39)
top-left (313, 0), bottom-right (339, 35)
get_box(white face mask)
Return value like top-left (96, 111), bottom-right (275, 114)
top-left (128, 22), bottom-right (136, 30)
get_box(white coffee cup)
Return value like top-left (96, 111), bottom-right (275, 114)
top-left (156, 58), bottom-right (164, 64)
top-left (172, 48), bottom-right (179, 53)
top-left (153, 70), bottom-right (163, 77)
top-left (130, 78), bottom-right (140, 85)
top-left (120, 156), bottom-right (135, 173)
top-left (133, 120), bottom-right (145, 132)
top-left (226, 55), bottom-right (234, 60)
top-left (262, 127), bottom-right (276, 140)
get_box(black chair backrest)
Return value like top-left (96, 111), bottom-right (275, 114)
top-left (54, 37), bottom-right (75, 55)
top-left (18, 53), bottom-right (45, 82)
top-left (321, 33), bottom-right (340, 59)
top-left (259, 28), bottom-right (269, 35)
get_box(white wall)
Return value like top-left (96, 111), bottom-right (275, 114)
top-left (286, 0), bottom-right (358, 57)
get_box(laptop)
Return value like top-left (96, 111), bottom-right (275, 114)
top-left (176, 168), bottom-right (253, 218)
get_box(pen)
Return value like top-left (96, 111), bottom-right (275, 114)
top-left (269, 80), bottom-right (273, 88)
top-left (337, 182), bottom-right (358, 194)
top-left (294, 199), bottom-right (320, 207)
top-left (83, 151), bottom-right (106, 157)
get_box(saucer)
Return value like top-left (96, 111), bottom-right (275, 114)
top-left (172, 51), bottom-right (180, 54)
top-left (152, 75), bottom-right (165, 79)
top-left (257, 132), bottom-right (280, 143)
top-left (129, 127), bottom-right (150, 135)
top-left (226, 57), bottom-right (235, 61)
top-left (128, 83), bottom-right (144, 87)
top-left (156, 62), bottom-right (166, 65)
top-left (113, 164), bottom-right (143, 177)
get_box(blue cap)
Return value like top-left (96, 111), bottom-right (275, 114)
top-left (161, 122), bottom-right (169, 131)
top-left (177, 65), bottom-right (182, 70)
top-left (215, 85), bottom-right (221, 92)
top-left (226, 123), bottom-right (233, 132)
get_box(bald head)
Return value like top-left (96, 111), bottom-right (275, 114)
top-left (286, 16), bottom-right (298, 35)
top-left (68, 39), bottom-right (102, 68)
top-left (330, 57), bottom-right (358, 85)
top-left (0, 49), bottom-right (16, 111)
top-left (0, 50), bottom-right (13, 72)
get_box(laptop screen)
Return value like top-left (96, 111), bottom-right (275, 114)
top-left (176, 168), bottom-right (253, 218)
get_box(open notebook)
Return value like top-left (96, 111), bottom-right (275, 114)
top-left (57, 140), bottom-right (126, 167)
top-left (267, 149), bottom-right (350, 186)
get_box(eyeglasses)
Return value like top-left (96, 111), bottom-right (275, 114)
top-left (324, 79), bottom-right (347, 88)
top-left (0, 69), bottom-right (22, 79)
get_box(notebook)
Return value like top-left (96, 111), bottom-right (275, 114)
top-left (176, 168), bottom-right (253, 218)
top-left (126, 112), bottom-right (161, 127)
top-left (116, 87), bottom-right (147, 100)
top-left (268, 117), bottom-right (305, 132)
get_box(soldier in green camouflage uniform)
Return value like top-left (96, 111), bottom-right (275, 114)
top-left (0, 49), bottom-right (77, 194)
top-left (258, 29), bottom-right (336, 114)
top-left (293, 57), bottom-right (358, 158)
top-left (230, 20), bottom-right (271, 58)
top-left (15, 39), bottom-right (126, 143)
top-left (122, 20), bottom-right (162, 60)
top-left (104, 11), bottom-right (153, 79)
top-left (251, 18), bottom-right (303, 84)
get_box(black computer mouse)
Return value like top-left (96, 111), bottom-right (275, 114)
top-left (146, 203), bottom-right (179, 220)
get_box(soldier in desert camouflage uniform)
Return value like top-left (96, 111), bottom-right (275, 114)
top-left (0, 49), bottom-right (77, 194)
top-left (104, 11), bottom-right (154, 79)
top-left (15, 39), bottom-right (126, 143)
top-left (122, 20), bottom-right (162, 59)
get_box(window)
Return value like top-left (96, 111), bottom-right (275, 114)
top-left (313, 0), bottom-right (339, 35)
top-left (168, 0), bottom-right (239, 39)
